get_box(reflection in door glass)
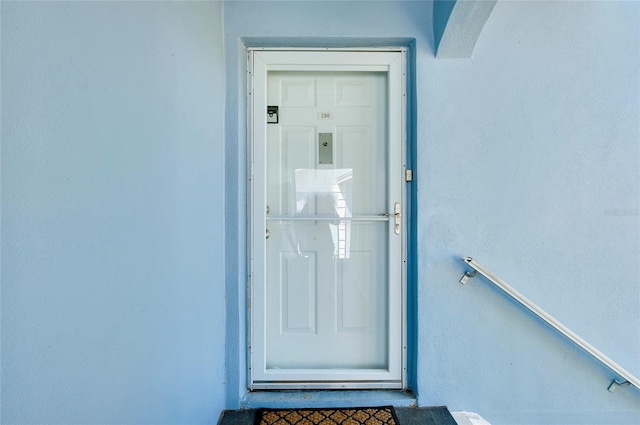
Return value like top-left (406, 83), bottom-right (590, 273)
top-left (295, 168), bottom-right (352, 258)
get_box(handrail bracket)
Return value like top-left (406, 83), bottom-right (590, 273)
top-left (608, 379), bottom-right (631, 392)
top-left (460, 269), bottom-right (478, 285)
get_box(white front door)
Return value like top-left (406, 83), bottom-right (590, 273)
top-left (250, 50), bottom-right (406, 389)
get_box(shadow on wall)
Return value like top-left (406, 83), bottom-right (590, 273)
top-left (433, 0), bottom-right (457, 51)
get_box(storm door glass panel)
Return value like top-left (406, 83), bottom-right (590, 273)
top-left (264, 71), bottom-right (390, 370)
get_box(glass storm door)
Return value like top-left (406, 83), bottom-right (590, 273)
top-left (250, 50), bottom-right (405, 389)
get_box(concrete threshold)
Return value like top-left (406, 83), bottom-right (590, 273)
top-left (240, 389), bottom-right (417, 409)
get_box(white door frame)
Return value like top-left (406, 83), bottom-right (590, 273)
top-left (248, 48), bottom-right (407, 390)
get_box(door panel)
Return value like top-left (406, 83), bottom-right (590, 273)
top-left (251, 51), bottom-right (405, 389)
top-left (265, 221), bottom-right (388, 370)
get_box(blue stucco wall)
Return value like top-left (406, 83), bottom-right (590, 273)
top-left (1, 1), bottom-right (226, 423)
top-left (421, 1), bottom-right (639, 423)
top-left (2, 1), bottom-right (639, 424)
top-left (224, 1), bottom-right (639, 424)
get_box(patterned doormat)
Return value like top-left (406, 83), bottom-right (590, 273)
top-left (255, 407), bottom-right (400, 425)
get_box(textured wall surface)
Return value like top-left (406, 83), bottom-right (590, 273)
top-left (1, 2), bottom-right (226, 423)
top-left (419, 1), bottom-right (639, 423)
top-left (2, 1), bottom-right (639, 424)
top-left (224, 1), bottom-right (639, 424)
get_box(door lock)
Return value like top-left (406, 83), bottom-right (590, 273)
top-left (318, 133), bottom-right (333, 164)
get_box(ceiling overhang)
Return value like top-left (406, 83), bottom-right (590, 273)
top-left (434, 0), bottom-right (498, 58)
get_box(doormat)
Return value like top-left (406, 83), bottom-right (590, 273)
top-left (255, 407), bottom-right (400, 425)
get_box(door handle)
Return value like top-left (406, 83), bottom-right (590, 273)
top-left (393, 202), bottom-right (401, 235)
top-left (380, 202), bottom-right (401, 235)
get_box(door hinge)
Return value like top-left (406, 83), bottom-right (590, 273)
top-left (405, 169), bottom-right (413, 182)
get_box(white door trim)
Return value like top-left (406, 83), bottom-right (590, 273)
top-left (248, 49), bottom-right (407, 390)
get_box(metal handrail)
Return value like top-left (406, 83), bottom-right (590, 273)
top-left (460, 257), bottom-right (639, 392)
